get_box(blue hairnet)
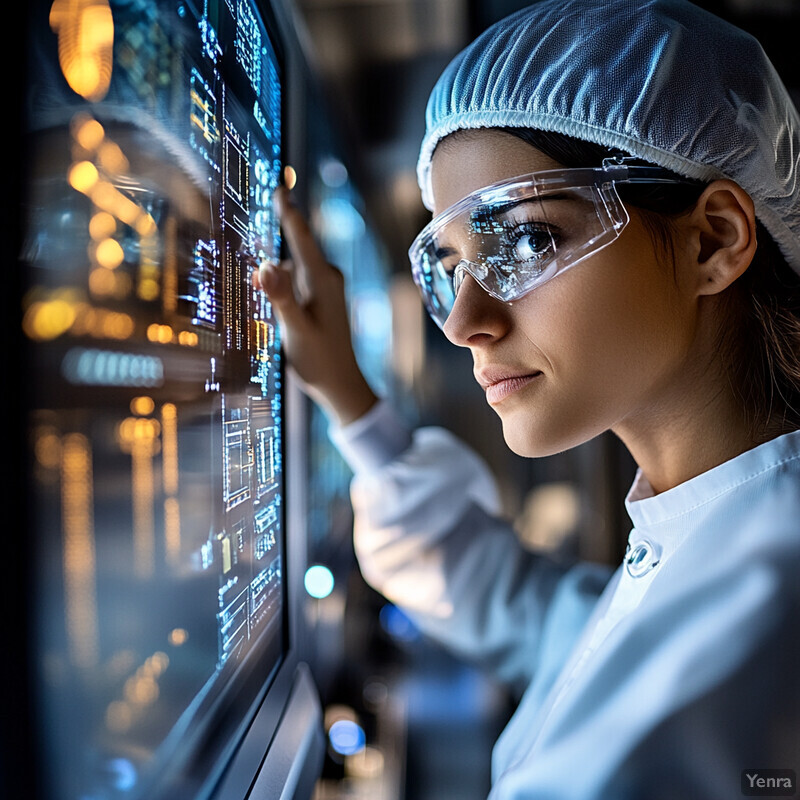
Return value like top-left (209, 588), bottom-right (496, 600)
top-left (417, 0), bottom-right (800, 271)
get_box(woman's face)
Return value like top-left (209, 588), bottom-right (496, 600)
top-left (430, 130), bottom-right (700, 457)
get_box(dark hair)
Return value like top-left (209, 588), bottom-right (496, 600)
top-left (491, 127), bottom-right (800, 440)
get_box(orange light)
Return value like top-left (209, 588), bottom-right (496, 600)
top-left (131, 396), bottom-right (155, 416)
top-left (147, 323), bottom-right (175, 343)
top-left (23, 299), bottom-right (76, 341)
top-left (50, 0), bottom-right (114, 102)
top-left (68, 160), bottom-right (99, 194)
top-left (133, 418), bottom-right (160, 440)
top-left (283, 165), bottom-right (297, 190)
top-left (74, 116), bottom-right (105, 151)
top-left (94, 237), bottom-right (124, 269)
top-left (177, 330), bottom-right (198, 346)
top-left (150, 324), bottom-right (173, 344)
top-left (138, 277), bottom-right (160, 302)
top-left (168, 628), bottom-right (188, 646)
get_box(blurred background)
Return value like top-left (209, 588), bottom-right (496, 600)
top-left (280, 2), bottom-right (800, 798)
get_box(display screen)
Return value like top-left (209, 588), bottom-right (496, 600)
top-left (23, 0), bottom-right (285, 796)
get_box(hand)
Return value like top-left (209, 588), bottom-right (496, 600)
top-left (253, 186), bottom-right (378, 427)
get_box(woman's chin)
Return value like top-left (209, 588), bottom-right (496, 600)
top-left (501, 421), bottom-right (561, 458)
top-left (499, 414), bottom-right (599, 459)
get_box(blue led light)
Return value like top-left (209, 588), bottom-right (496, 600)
top-left (328, 720), bottom-right (365, 756)
top-left (106, 758), bottom-right (137, 791)
top-left (304, 565), bottom-right (334, 599)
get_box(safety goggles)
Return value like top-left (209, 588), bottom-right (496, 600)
top-left (408, 158), bottom-right (698, 329)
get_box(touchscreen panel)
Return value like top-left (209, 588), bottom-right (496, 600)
top-left (23, 0), bottom-right (285, 796)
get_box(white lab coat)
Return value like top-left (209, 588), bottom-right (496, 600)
top-left (331, 401), bottom-right (800, 800)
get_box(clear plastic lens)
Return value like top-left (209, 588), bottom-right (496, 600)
top-left (408, 162), bottom-right (696, 329)
top-left (410, 180), bottom-right (627, 328)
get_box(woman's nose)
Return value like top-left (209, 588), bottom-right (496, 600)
top-left (442, 271), bottom-right (510, 347)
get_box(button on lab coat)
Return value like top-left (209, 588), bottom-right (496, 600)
top-left (331, 402), bottom-right (800, 799)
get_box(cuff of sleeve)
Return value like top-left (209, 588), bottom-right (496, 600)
top-left (328, 399), bottom-right (414, 474)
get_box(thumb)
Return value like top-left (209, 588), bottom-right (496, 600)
top-left (255, 260), bottom-right (305, 329)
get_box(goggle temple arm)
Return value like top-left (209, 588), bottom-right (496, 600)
top-left (601, 155), bottom-right (704, 187)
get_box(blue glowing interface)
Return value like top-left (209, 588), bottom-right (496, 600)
top-left (24, 0), bottom-right (284, 796)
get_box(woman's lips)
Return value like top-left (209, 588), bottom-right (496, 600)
top-left (479, 371), bottom-right (543, 405)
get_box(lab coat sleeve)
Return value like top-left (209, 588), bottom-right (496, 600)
top-left (330, 401), bottom-right (612, 692)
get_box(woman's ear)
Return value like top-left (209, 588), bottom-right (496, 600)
top-left (686, 179), bottom-right (757, 296)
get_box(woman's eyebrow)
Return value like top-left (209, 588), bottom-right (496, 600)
top-left (469, 193), bottom-right (573, 226)
top-left (434, 244), bottom-right (458, 261)
top-left (433, 194), bottom-right (575, 260)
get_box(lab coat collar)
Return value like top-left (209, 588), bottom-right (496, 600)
top-left (624, 428), bottom-right (800, 530)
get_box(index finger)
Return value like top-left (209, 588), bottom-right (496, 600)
top-left (274, 186), bottom-right (330, 281)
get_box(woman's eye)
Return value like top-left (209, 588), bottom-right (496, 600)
top-left (505, 226), bottom-right (554, 264)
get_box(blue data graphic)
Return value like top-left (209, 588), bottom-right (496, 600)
top-left (24, 0), bottom-right (286, 796)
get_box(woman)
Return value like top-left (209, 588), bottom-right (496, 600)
top-left (256, 0), bottom-right (800, 797)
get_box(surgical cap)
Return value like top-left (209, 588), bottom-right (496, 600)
top-left (417, 0), bottom-right (800, 271)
